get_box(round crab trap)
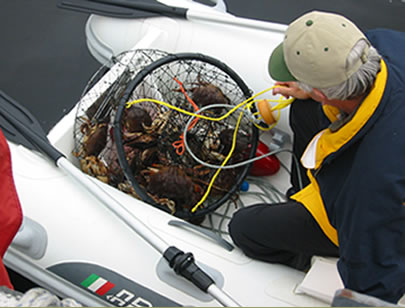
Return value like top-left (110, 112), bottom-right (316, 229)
top-left (74, 50), bottom-right (258, 223)
top-left (114, 52), bottom-right (258, 221)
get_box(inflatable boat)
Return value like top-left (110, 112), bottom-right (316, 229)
top-left (3, 0), bottom-right (396, 307)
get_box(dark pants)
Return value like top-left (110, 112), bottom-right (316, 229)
top-left (228, 99), bottom-right (339, 271)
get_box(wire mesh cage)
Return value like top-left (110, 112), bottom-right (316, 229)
top-left (74, 50), bottom-right (258, 223)
top-left (73, 49), bottom-right (168, 178)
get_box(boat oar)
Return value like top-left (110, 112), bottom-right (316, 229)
top-left (57, 0), bottom-right (168, 19)
top-left (0, 91), bottom-right (240, 307)
top-left (58, 0), bottom-right (287, 32)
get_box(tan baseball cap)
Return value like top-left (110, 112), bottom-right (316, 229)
top-left (269, 11), bottom-right (370, 88)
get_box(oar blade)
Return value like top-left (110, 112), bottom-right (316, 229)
top-left (58, 0), bottom-right (162, 19)
top-left (58, 0), bottom-right (188, 19)
top-left (0, 91), bottom-right (47, 151)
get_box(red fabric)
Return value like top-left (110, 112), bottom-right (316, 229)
top-left (0, 129), bottom-right (23, 289)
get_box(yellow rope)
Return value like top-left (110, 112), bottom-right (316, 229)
top-left (125, 85), bottom-right (295, 212)
top-left (191, 107), bottom-right (246, 212)
top-left (126, 86), bottom-right (294, 123)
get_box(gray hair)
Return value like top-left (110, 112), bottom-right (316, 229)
top-left (298, 39), bottom-right (381, 100)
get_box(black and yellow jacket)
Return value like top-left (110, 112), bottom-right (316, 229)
top-left (291, 29), bottom-right (405, 303)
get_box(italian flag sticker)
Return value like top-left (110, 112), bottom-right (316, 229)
top-left (81, 273), bottom-right (115, 296)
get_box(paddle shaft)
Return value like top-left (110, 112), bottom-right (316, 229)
top-left (0, 92), bottom-right (240, 307)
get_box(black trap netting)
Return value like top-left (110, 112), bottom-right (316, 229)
top-left (74, 49), bottom-right (258, 223)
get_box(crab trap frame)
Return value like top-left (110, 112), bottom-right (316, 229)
top-left (74, 49), bottom-right (259, 223)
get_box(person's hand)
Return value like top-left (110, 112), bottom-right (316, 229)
top-left (272, 82), bottom-right (311, 100)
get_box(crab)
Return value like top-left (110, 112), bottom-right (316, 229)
top-left (203, 128), bottom-right (221, 152)
top-left (128, 146), bottom-right (161, 177)
top-left (117, 182), bottom-right (142, 200)
top-left (141, 165), bottom-right (204, 213)
top-left (80, 155), bottom-right (109, 183)
top-left (123, 133), bottom-right (157, 149)
top-left (172, 77), bottom-right (230, 114)
top-left (75, 117), bottom-right (108, 158)
top-left (120, 108), bottom-right (173, 149)
top-left (124, 106), bottom-right (152, 133)
top-left (143, 110), bottom-right (173, 135)
top-left (189, 79), bottom-right (231, 114)
top-left (219, 128), bottom-right (251, 155)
